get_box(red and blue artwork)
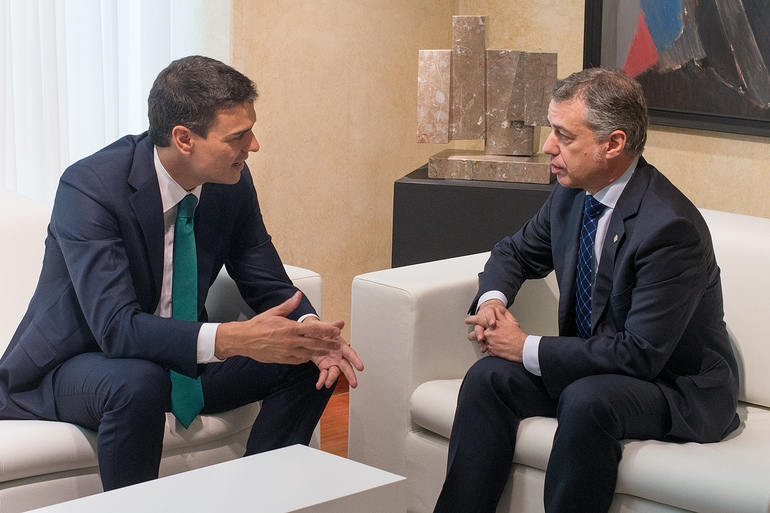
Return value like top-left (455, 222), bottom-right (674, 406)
top-left (590, 0), bottom-right (770, 133)
top-left (624, 0), bottom-right (683, 77)
top-left (616, 0), bottom-right (770, 110)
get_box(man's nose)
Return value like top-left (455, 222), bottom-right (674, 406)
top-left (542, 130), bottom-right (557, 155)
top-left (248, 132), bottom-right (260, 153)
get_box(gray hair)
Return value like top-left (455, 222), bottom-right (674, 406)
top-left (551, 68), bottom-right (648, 157)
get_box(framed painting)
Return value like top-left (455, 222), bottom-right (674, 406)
top-left (583, 0), bottom-right (770, 138)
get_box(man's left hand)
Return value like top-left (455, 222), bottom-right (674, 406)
top-left (465, 305), bottom-right (528, 362)
top-left (304, 318), bottom-right (364, 389)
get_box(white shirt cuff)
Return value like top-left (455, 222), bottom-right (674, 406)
top-left (197, 323), bottom-right (223, 363)
top-left (298, 313), bottom-right (320, 323)
top-left (476, 291), bottom-right (508, 313)
top-left (522, 335), bottom-right (542, 376)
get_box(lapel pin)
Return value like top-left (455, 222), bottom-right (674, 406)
top-left (613, 234), bottom-right (619, 243)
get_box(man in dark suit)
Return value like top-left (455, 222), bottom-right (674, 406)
top-left (0, 56), bottom-right (363, 491)
top-left (432, 68), bottom-right (739, 513)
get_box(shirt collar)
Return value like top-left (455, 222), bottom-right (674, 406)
top-left (591, 156), bottom-right (639, 209)
top-left (154, 146), bottom-right (202, 214)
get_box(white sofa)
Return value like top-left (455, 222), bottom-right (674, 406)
top-left (0, 189), bottom-right (323, 512)
top-left (349, 208), bottom-right (770, 513)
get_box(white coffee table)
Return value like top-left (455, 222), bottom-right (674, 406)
top-left (30, 445), bottom-right (406, 512)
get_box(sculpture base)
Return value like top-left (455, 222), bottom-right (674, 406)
top-left (428, 150), bottom-right (554, 184)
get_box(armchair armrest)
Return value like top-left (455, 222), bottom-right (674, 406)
top-left (205, 265), bottom-right (323, 323)
top-left (348, 252), bottom-right (558, 477)
top-left (348, 253), bottom-right (488, 478)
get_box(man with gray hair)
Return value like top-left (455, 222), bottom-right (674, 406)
top-left (433, 68), bottom-right (739, 513)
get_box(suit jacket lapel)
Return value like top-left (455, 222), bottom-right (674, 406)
top-left (591, 158), bottom-right (651, 332)
top-left (195, 183), bottom-right (224, 304)
top-left (557, 191), bottom-right (586, 335)
top-left (592, 213), bottom-right (625, 328)
top-left (127, 137), bottom-right (165, 307)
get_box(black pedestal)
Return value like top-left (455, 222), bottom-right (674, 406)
top-left (392, 164), bottom-right (553, 267)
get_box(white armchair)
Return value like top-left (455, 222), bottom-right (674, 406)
top-left (349, 209), bottom-right (770, 513)
top-left (347, 253), bottom-right (558, 512)
top-left (0, 190), bottom-right (323, 512)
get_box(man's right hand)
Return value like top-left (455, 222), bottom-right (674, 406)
top-left (466, 299), bottom-right (507, 352)
top-left (213, 291), bottom-right (341, 363)
top-left (465, 299), bottom-right (526, 362)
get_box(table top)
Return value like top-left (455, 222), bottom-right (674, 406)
top-left (31, 445), bottom-right (405, 513)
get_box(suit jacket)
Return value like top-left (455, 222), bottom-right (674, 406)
top-left (0, 133), bottom-right (315, 420)
top-left (473, 158), bottom-right (739, 443)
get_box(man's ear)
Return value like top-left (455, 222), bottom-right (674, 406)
top-left (605, 130), bottom-right (627, 159)
top-left (170, 126), bottom-right (194, 155)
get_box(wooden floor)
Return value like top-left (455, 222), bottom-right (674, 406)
top-left (319, 386), bottom-right (349, 458)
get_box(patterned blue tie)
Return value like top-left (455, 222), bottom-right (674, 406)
top-left (575, 194), bottom-right (606, 339)
top-left (170, 194), bottom-right (204, 428)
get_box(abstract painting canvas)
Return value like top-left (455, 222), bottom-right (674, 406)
top-left (584, 0), bottom-right (770, 137)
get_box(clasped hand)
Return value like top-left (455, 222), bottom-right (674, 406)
top-left (465, 299), bottom-right (527, 362)
top-left (215, 291), bottom-right (364, 390)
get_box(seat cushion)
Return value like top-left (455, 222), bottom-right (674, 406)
top-left (616, 404), bottom-right (770, 513)
top-left (0, 403), bottom-right (260, 484)
top-left (410, 379), bottom-right (770, 513)
top-left (410, 380), bottom-right (556, 471)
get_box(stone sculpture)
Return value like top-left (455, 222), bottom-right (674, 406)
top-left (417, 15), bottom-right (557, 184)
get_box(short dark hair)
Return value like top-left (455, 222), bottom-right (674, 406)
top-left (551, 68), bottom-right (648, 157)
top-left (148, 55), bottom-right (258, 147)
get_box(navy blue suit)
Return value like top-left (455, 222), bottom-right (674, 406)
top-left (435, 158), bottom-right (740, 513)
top-left (0, 133), bottom-right (332, 489)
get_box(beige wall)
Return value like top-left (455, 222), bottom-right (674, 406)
top-left (231, 1), bottom-right (457, 333)
top-left (231, 0), bottom-right (770, 335)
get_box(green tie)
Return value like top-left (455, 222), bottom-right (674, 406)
top-left (170, 194), bottom-right (204, 428)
